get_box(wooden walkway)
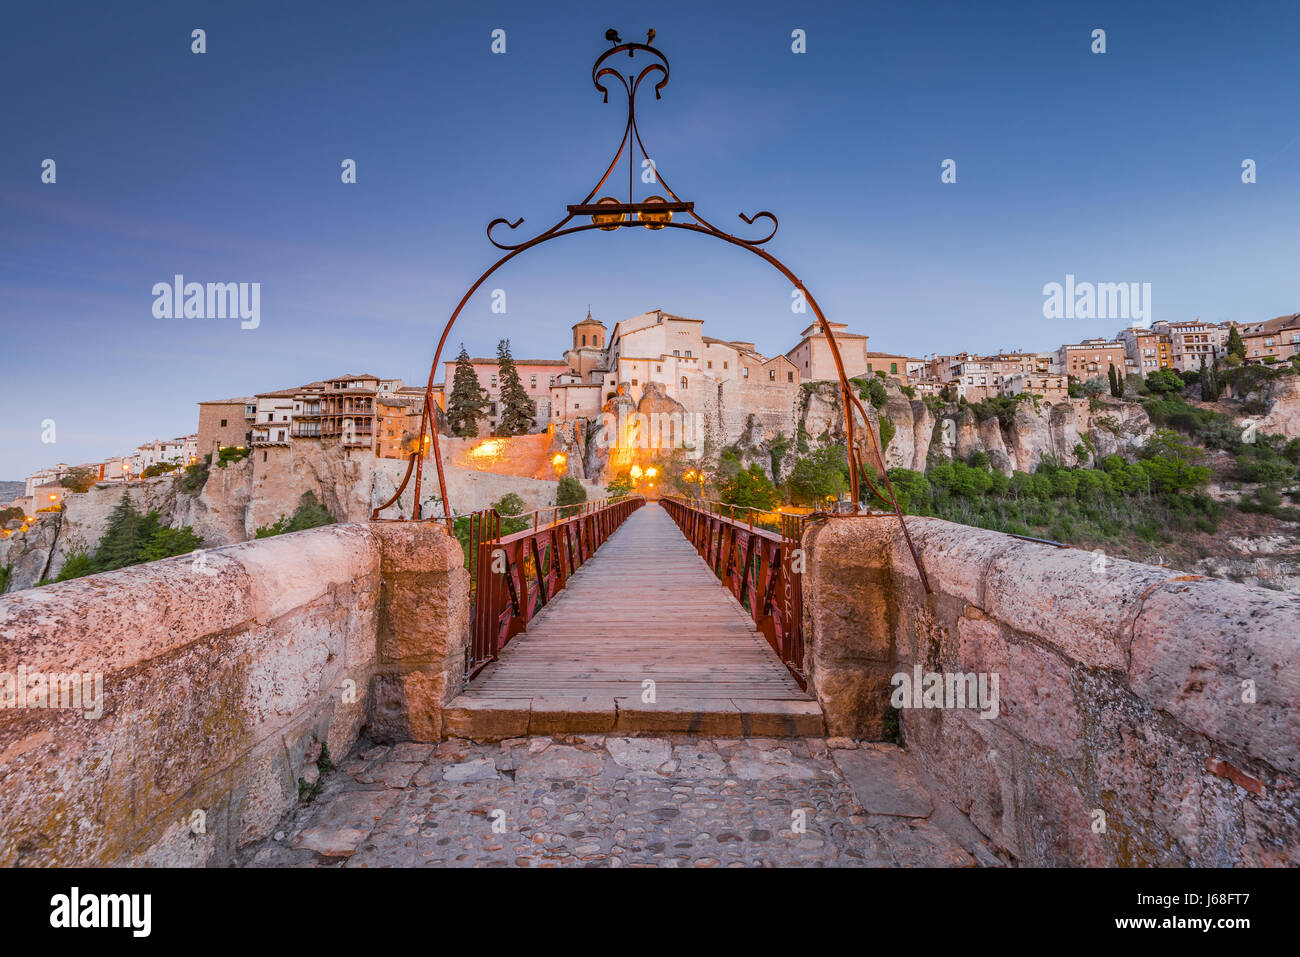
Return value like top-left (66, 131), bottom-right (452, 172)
top-left (444, 502), bottom-right (822, 738)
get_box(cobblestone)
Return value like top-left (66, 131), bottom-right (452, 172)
top-left (241, 735), bottom-right (1001, 867)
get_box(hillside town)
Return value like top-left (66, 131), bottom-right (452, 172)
top-left (7, 308), bottom-right (1300, 526)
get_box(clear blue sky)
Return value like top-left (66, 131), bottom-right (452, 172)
top-left (3, 0), bottom-right (1298, 477)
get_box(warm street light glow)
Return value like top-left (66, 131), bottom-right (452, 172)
top-left (468, 439), bottom-right (505, 458)
top-left (592, 196), bottom-right (622, 230)
top-left (630, 465), bottom-right (643, 480)
top-left (637, 195), bottom-right (672, 230)
top-left (552, 452), bottom-right (566, 467)
top-left (645, 466), bottom-right (658, 478)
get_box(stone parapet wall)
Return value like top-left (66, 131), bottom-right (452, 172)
top-left (0, 520), bottom-right (467, 866)
top-left (802, 516), bottom-right (1300, 866)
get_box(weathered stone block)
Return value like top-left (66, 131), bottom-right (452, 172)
top-left (1129, 578), bottom-right (1300, 776)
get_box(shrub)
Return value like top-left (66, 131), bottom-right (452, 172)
top-left (255, 491), bottom-right (337, 538)
top-left (556, 476), bottom-right (587, 508)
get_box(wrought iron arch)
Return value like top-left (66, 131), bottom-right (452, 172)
top-left (374, 31), bottom-right (930, 591)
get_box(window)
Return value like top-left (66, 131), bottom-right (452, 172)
top-left (685, 350), bottom-right (692, 358)
top-left (530, 375), bottom-right (537, 388)
top-left (743, 367), bottom-right (749, 378)
top-left (631, 378), bottom-right (638, 386)
top-left (673, 350), bottom-right (680, 357)
top-left (263, 451), bottom-right (267, 462)
top-left (656, 365), bottom-right (662, 373)
top-left (582, 335), bottom-right (587, 346)
top-left (867, 363), bottom-right (873, 372)
top-left (723, 361), bottom-right (728, 369)
top-left (890, 362), bottom-right (898, 374)
top-left (787, 371), bottom-right (794, 383)
top-left (769, 370), bottom-right (776, 381)
top-left (707, 361), bottom-right (712, 369)
top-left (220, 419), bottom-right (227, 427)
top-left (680, 376), bottom-right (688, 390)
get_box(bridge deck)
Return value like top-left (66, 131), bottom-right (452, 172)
top-left (445, 502), bottom-right (822, 737)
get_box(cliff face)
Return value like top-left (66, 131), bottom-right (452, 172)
top-left (1256, 375), bottom-right (1300, 438)
top-left (786, 380), bottom-right (1155, 477)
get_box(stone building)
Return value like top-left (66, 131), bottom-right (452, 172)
top-left (197, 397), bottom-right (255, 457)
top-left (438, 356), bottom-right (568, 433)
top-left (1237, 313), bottom-right (1300, 364)
top-left (786, 321), bottom-right (871, 380)
top-left (1151, 320), bottom-right (1228, 372)
top-left (1057, 338), bottom-right (1127, 381)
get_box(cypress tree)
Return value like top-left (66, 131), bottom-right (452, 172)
top-left (1226, 325), bottom-right (1246, 360)
top-left (495, 338), bottom-right (536, 436)
top-left (1107, 362), bottom-right (1119, 397)
top-left (446, 344), bottom-right (489, 438)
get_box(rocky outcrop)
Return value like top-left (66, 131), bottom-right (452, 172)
top-left (0, 513), bottom-right (62, 591)
top-left (791, 380), bottom-right (1157, 475)
top-left (1195, 530), bottom-right (1300, 595)
top-left (1255, 375), bottom-right (1300, 439)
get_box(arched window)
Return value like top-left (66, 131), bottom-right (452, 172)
top-left (680, 376), bottom-right (688, 390)
top-left (582, 335), bottom-right (587, 346)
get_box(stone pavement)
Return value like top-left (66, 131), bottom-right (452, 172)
top-left (241, 735), bottom-right (1004, 867)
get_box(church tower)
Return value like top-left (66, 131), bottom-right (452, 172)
top-left (572, 309), bottom-right (606, 351)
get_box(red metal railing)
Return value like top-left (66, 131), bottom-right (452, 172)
top-left (467, 496), bottom-right (645, 679)
top-left (661, 496), bottom-right (808, 688)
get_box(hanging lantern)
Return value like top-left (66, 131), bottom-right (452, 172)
top-left (637, 195), bottom-right (671, 230)
top-left (592, 197), bottom-right (623, 230)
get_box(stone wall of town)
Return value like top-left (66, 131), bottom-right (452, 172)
top-left (0, 521), bottom-right (468, 866)
top-left (801, 515), bottom-right (1300, 866)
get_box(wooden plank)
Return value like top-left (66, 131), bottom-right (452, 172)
top-left (459, 502), bottom-right (816, 716)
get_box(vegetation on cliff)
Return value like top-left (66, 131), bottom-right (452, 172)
top-left (37, 492), bottom-right (204, 585)
top-left (255, 491), bottom-right (337, 538)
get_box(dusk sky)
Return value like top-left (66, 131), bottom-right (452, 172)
top-left (3, 0), bottom-right (1298, 477)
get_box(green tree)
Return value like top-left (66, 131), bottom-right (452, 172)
top-left (255, 491), bottom-right (336, 538)
top-left (1226, 325), bottom-right (1246, 360)
top-left (1107, 363), bottom-right (1120, 398)
top-left (0, 506), bottom-right (24, 525)
top-left (53, 550), bottom-right (95, 582)
top-left (555, 476), bottom-right (587, 508)
top-left (94, 494), bottom-right (148, 570)
top-left (871, 468), bottom-right (931, 513)
top-left (495, 338), bottom-right (535, 436)
top-left (491, 493), bottom-right (529, 535)
top-left (606, 471), bottom-right (633, 498)
top-left (1139, 429), bottom-right (1211, 492)
top-left (718, 463), bottom-right (779, 510)
top-left (1145, 367), bottom-right (1185, 394)
top-left (60, 468), bottom-right (98, 493)
top-left (137, 526), bottom-right (204, 563)
top-left (787, 446), bottom-right (849, 506)
top-left (446, 344), bottom-right (489, 438)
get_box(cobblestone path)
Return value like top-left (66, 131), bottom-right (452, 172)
top-left (242, 735), bottom-right (1003, 867)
